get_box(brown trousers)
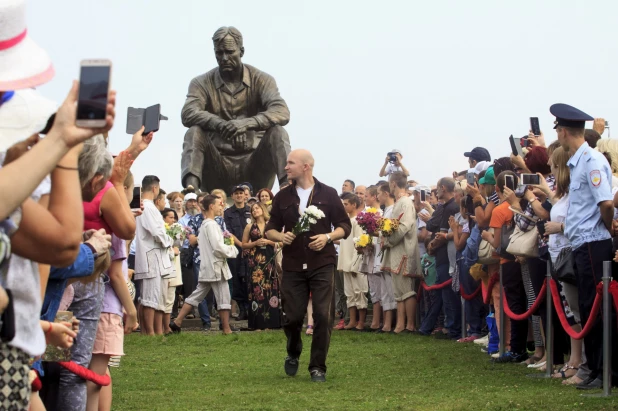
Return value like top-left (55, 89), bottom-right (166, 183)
top-left (281, 264), bottom-right (335, 374)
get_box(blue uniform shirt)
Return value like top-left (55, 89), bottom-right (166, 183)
top-left (566, 142), bottom-right (613, 249)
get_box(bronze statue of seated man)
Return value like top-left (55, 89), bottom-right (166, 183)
top-left (180, 26), bottom-right (291, 193)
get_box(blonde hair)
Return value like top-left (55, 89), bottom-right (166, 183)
top-left (68, 251), bottom-right (111, 286)
top-left (210, 189), bottom-right (227, 203)
top-left (595, 139), bottom-right (618, 176)
top-left (250, 202), bottom-right (270, 223)
top-left (551, 147), bottom-right (571, 199)
top-left (454, 180), bottom-right (467, 196)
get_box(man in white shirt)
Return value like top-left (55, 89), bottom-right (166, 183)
top-left (134, 175), bottom-right (173, 336)
top-left (379, 149), bottom-right (410, 178)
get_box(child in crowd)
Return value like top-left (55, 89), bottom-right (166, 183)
top-left (337, 193), bottom-right (368, 331)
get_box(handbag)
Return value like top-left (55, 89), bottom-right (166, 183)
top-left (552, 247), bottom-right (577, 285)
top-left (478, 229), bottom-right (499, 265)
top-left (505, 207), bottom-right (539, 258)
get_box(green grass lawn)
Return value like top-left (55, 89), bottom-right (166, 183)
top-left (111, 331), bottom-right (617, 410)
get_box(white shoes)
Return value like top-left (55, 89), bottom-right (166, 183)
top-left (474, 335), bottom-right (489, 346)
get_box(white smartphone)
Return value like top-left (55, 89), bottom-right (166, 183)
top-left (76, 59), bottom-right (112, 128)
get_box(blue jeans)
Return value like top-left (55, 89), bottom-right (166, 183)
top-left (193, 263), bottom-right (211, 326)
top-left (462, 225), bottom-right (482, 273)
top-left (420, 263), bottom-right (461, 338)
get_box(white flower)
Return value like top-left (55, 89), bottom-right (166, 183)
top-left (353, 237), bottom-right (360, 243)
top-left (305, 205), bottom-right (325, 219)
top-left (309, 218), bottom-right (317, 224)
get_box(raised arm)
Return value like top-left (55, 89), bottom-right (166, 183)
top-left (100, 151), bottom-right (136, 240)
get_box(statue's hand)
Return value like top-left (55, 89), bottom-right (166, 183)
top-left (220, 119), bottom-right (250, 141)
top-left (232, 134), bottom-right (247, 150)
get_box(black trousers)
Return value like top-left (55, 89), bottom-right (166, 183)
top-left (281, 264), bottom-right (335, 373)
top-left (502, 261), bottom-right (528, 354)
top-left (573, 239), bottom-right (617, 380)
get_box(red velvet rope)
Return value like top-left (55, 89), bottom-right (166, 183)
top-left (460, 283), bottom-right (482, 301)
top-left (501, 280), bottom-right (547, 321)
top-left (59, 361), bottom-right (111, 386)
top-left (483, 273), bottom-right (499, 304)
top-left (549, 278), bottom-right (603, 340)
top-left (421, 278), bottom-right (453, 291)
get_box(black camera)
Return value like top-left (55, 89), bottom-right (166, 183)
top-left (388, 152), bottom-right (398, 163)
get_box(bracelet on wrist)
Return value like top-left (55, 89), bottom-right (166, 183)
top-left (56, 164), bottom-right (79, 171)
top-left (45, 321), bottom-right (53, 335)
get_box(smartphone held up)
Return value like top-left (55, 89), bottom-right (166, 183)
top-left (76, 59), bottom-right (112, 128)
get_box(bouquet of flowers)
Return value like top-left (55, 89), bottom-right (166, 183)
top-left (223, 230), bottom-right (234, 246)
top-left (292, 205), bottom-right (325, 234)
top-left (165, 222), bottom-right (186, 242)
top-left (354, 233), bottom-right (373, 255)
top-left (356, 208), bottom-right (381, 235)
top-left (376, 213), bottom-right (402, 237)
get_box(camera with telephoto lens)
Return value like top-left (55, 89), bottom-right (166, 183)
top-left (388, 152), bottom-right (398, 163)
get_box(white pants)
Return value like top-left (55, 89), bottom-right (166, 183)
top-left (157, 278), bottom-right (176, 314)
top-left (185, 279), bottom-right (231, 310)
top-left (343, 271), bottom-right (368, 309)
top-left (367, 274), bottom-right (383, 304)
top-left (380, 272), bottom-right (397, 311)
top-left (140, 276), bottom-right (162, 310)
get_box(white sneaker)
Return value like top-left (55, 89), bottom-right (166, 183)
top-left (474, 335), bottom-right (489, 346)
top-left (491, 352), bottom-right (500, 359)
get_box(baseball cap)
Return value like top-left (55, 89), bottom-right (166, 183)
top-left (231, 185), bottom-right (245, 194)
top-left (479, 166), bottom-right (496, 185)
top-left (470, 161), bottom-right (491, 175)
top-left (184, 193), bottom-right (198, 201)
top-left (0, 88), bottom-right (56, 151)
top-left (464, 147), bottom-right (491, 162)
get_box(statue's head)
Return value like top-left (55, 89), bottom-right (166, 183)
top-left (212, 27), bottom-right (244, 73)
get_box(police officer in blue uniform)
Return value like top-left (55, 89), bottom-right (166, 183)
top-left (551, 103), bottom-right (616, 390)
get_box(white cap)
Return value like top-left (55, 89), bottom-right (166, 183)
top-left (184, 193), bottom-right (198, 201)
top-left (471, 161), bottom-right (491, 175)
top-left (0, 88), bottom-right (56, 151)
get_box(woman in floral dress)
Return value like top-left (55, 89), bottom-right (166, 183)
top-left (241, 203), bottom-right (282, 330)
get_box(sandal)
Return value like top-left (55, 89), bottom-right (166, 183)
top-left (306, 325), bottom-right (313, 336)
top-left (552, 364), bottom-right (579, 379)
top-left (563, 375), bottom-right (584, 385)
top-left (524, 355), bottom-right (542, 365)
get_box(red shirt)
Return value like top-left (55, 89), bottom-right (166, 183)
top-left (83, 181), bottom-right (113, 234)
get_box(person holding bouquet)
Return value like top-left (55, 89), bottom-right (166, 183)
top-left (337, 193), bottom-right (368, 330)
top-left (381, 171), bottom-right (422, 334)
top-left (242, 203), bottom-right (281, 330)
top-left (170, 195), bottom-right (239, 334)
top-left (266, 149), bottom-right (351, 383)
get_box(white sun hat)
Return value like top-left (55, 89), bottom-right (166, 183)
top-left (0, 0), bottom-right (55, 91)
top-left (0, 88), bottom-right (56, 151)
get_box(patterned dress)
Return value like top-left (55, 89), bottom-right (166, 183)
top-left (245, 224), bottom-right (281, 330)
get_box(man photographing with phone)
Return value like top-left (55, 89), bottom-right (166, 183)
top-left (379, 149), bottom-right (409, 178)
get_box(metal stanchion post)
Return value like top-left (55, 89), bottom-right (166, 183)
top-left (528, 260), bottom-right (552, 379)
top-left (585, 261), bottom-right (614, 398)
top-left (499, 266), bottom-right (505, 356)
top-left (461, 296), bottom-right (466, 340)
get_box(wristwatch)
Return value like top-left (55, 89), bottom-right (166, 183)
top-left (326, 234), bottom-right (332, 244)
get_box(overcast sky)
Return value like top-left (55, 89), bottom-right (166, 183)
top-left (30, 0), bottom-right (617, 194)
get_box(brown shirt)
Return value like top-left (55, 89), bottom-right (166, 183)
top-left (265, 178), bottom-right (351, 272)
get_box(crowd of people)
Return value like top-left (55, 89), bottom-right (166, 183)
top-left (326, 114), bottom-right (618, 391)
top-left (1, 1), bottom-right (618, 409)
